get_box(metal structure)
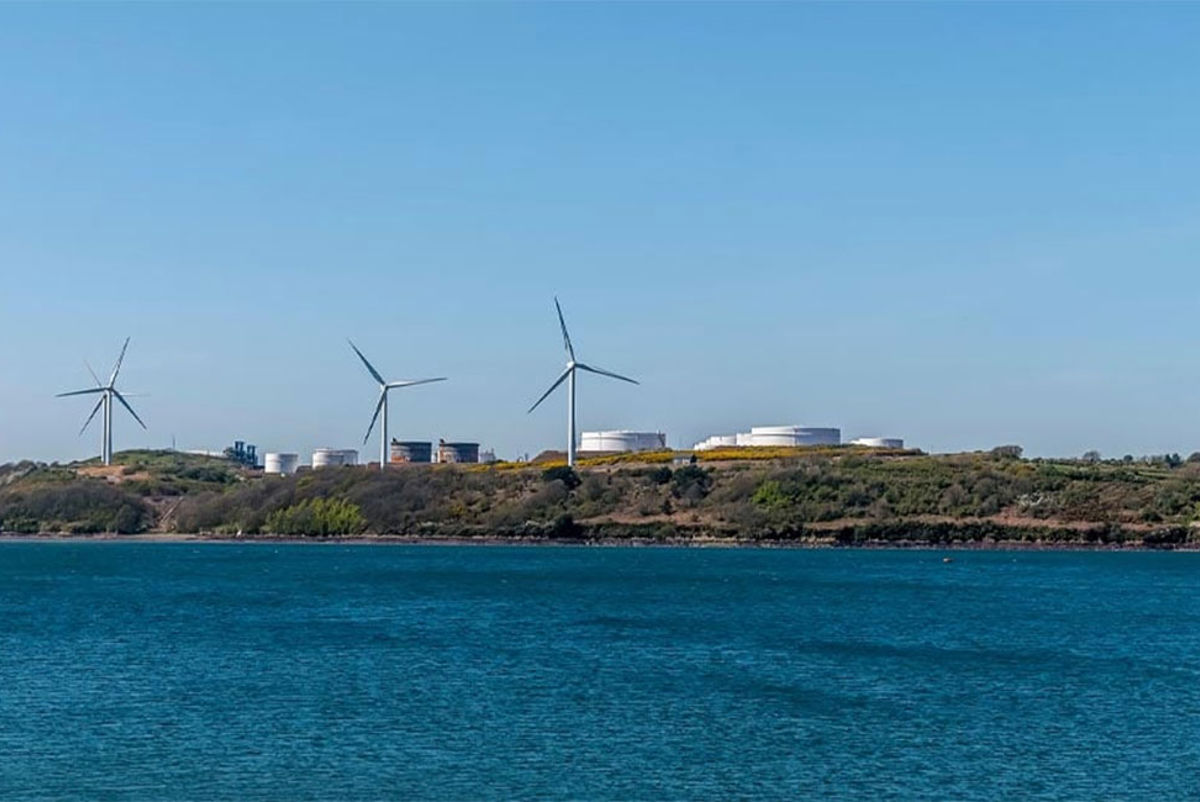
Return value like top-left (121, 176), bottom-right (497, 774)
top-left (580, 430), bottom-right (666, 453)
top-left (349, 340), bottom-right (446, 471)
top-left (527, 298), bottom-right (638, 468)
top-left (225, 440), bottom-right (258, 467)
top-left (264, 453), bottom-right (300, 475)
top-left (56, 337), bottom-right (147, 466)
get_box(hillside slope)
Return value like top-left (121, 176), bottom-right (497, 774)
top-left (3, 449), bottom-right (1200, 547)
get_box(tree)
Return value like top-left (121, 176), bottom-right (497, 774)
top-left (990, 445), bottom-right (1023, 459)
top-left (1081, 450), bottom-right (1102, 463)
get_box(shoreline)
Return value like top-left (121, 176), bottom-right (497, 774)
top-left (1, 532), bottom-right (1197, 552)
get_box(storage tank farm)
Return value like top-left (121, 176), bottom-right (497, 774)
top-left (263, 453), bottom-right (299, 475)
top-left (694, 425), bottom-right (841, 451)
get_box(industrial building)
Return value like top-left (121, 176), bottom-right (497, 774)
top-left (312, 448), bottom-right (358, 468)
top-left (390, 439), bottom-right (433, 464)
top-left (437, 440), bottom-right (479, 464)
top-left (580, 430), bottom-right (667, 454)
top-left (264, 453), bottom-right (299, 476)
top-left (850, 437), bottom-right (904, 449)
top-left (225, 441), bottom-right (258, 468)
top-left (693, 425), bottom-right (841, 451)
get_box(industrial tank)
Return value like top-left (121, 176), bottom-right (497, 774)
top-left (693, 434), bottom-right (738, 451)
top-left (437, 441), bottom-right (479, 464)
top-left (264, 453), bottom-right (299, 476)
top-left (746, 426), bottom-right (841, 447)
top-left (312, 448), bottom-right (358, 468)
top-left (580, 431), bottom-right (667, 453)
top-left (390, 440), bottom-right (433, 464)
top-left (850, 437), bottom-right (904, 449)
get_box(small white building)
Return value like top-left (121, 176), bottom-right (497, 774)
top-left (580, 431), bottom-right (667, 453)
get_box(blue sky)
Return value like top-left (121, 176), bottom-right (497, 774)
top-left (2, 2), bottom-right (1200, 463)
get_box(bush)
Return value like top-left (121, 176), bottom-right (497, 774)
top-left (265, 497), bottom-right (367, 536)
top-left (541, 466), bottom-right (581, 490)
top-left (672, 465), bottom-right (712, 503)
top-left (646, 466), bottom-right (673, 486)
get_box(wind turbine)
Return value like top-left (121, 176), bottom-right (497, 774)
top-left (349, 340), bottom-right (446, 470)
top-left (57, 337), bottom-right (147, 466)
top-left (528, 298), bottom-right (638, 468)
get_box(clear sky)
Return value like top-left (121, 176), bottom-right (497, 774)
top-left (2, 2), bottom-right (1200, 464)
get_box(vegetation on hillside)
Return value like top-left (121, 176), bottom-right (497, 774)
top-left (3, 447), bottom-right (1200, 546)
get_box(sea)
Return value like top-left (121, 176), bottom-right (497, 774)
top-left (0, 543), bottom-right (1197, 801)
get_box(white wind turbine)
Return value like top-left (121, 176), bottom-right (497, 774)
top-left (56, 337), bottom-right (147, 466)
top-left (528, 298), bottom-right (638, 468)
top-left (349, 340), bottom-right (446, 470)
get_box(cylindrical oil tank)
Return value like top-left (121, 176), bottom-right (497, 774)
top-left (264, 452), bottom-right (299, 475)
top-left (693, 434), bottom-right (737, 451)
top-left (747, 426), bottom-right (841, 447)
top-left (580, 431), bottom-right (667, 453)
top-left (850, 437), bottom-right (904, 449)
top-left (391, 440), bottom-right (432, 464)
top-left (438, 441), bottom-right (479, 464)
top-left (312, 448), bottom-right (354, 468)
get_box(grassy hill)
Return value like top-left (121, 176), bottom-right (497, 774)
top-left (3, 448), bottom-right (1200, 547)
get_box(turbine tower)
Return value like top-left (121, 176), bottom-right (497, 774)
top-left (528, 297), bottom-right (638, 468)
top-left (57, 337), bottom-right (147, 466)
top-left (349, 340), bottom-right (446, 471)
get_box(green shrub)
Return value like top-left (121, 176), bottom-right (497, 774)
top-left (265, 497), bottom-right (367, 536)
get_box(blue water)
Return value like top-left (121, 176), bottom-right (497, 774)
top-left (1, 544), bottom-right (1198, 800)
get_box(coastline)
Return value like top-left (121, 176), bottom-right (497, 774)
top-left (2, 532), bottom-right (1197, 551)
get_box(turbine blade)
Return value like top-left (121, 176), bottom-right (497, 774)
top-left (348, 339), bottom-right (385, 386)
top-left (56, 387), bottom-right (106, 398)
top-left (84, 360), bottom-right (103, 387)
top-left (79, 396), bottom-right (104, 436)
top-left (554, 297), bottom-right (575, 361)
top-left (112, 389), bottom-right (148, 430)
top-left (362, 389), bottom-right (386, 445)
top-left (576, 363), bottom-right (639, 385)
top-left (108, 337), bottom-right (130, 386)
top-left (386, 377), bottom-right (447, 389)
top-left (527, 368), bottom-right (571, 414)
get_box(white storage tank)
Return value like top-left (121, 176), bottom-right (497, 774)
top-left (851, 437), bottom-right (904, 449)
top-left (747, 426), bottom-right (841, 447)
top-left (264, 452), bottom-right (299, 476)
top-left (312, 448), bottom-right (358, 468)
top-left (580, 431), bottom-right (667, 453)
top-left (693, 434), bottom-right (737, 451)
